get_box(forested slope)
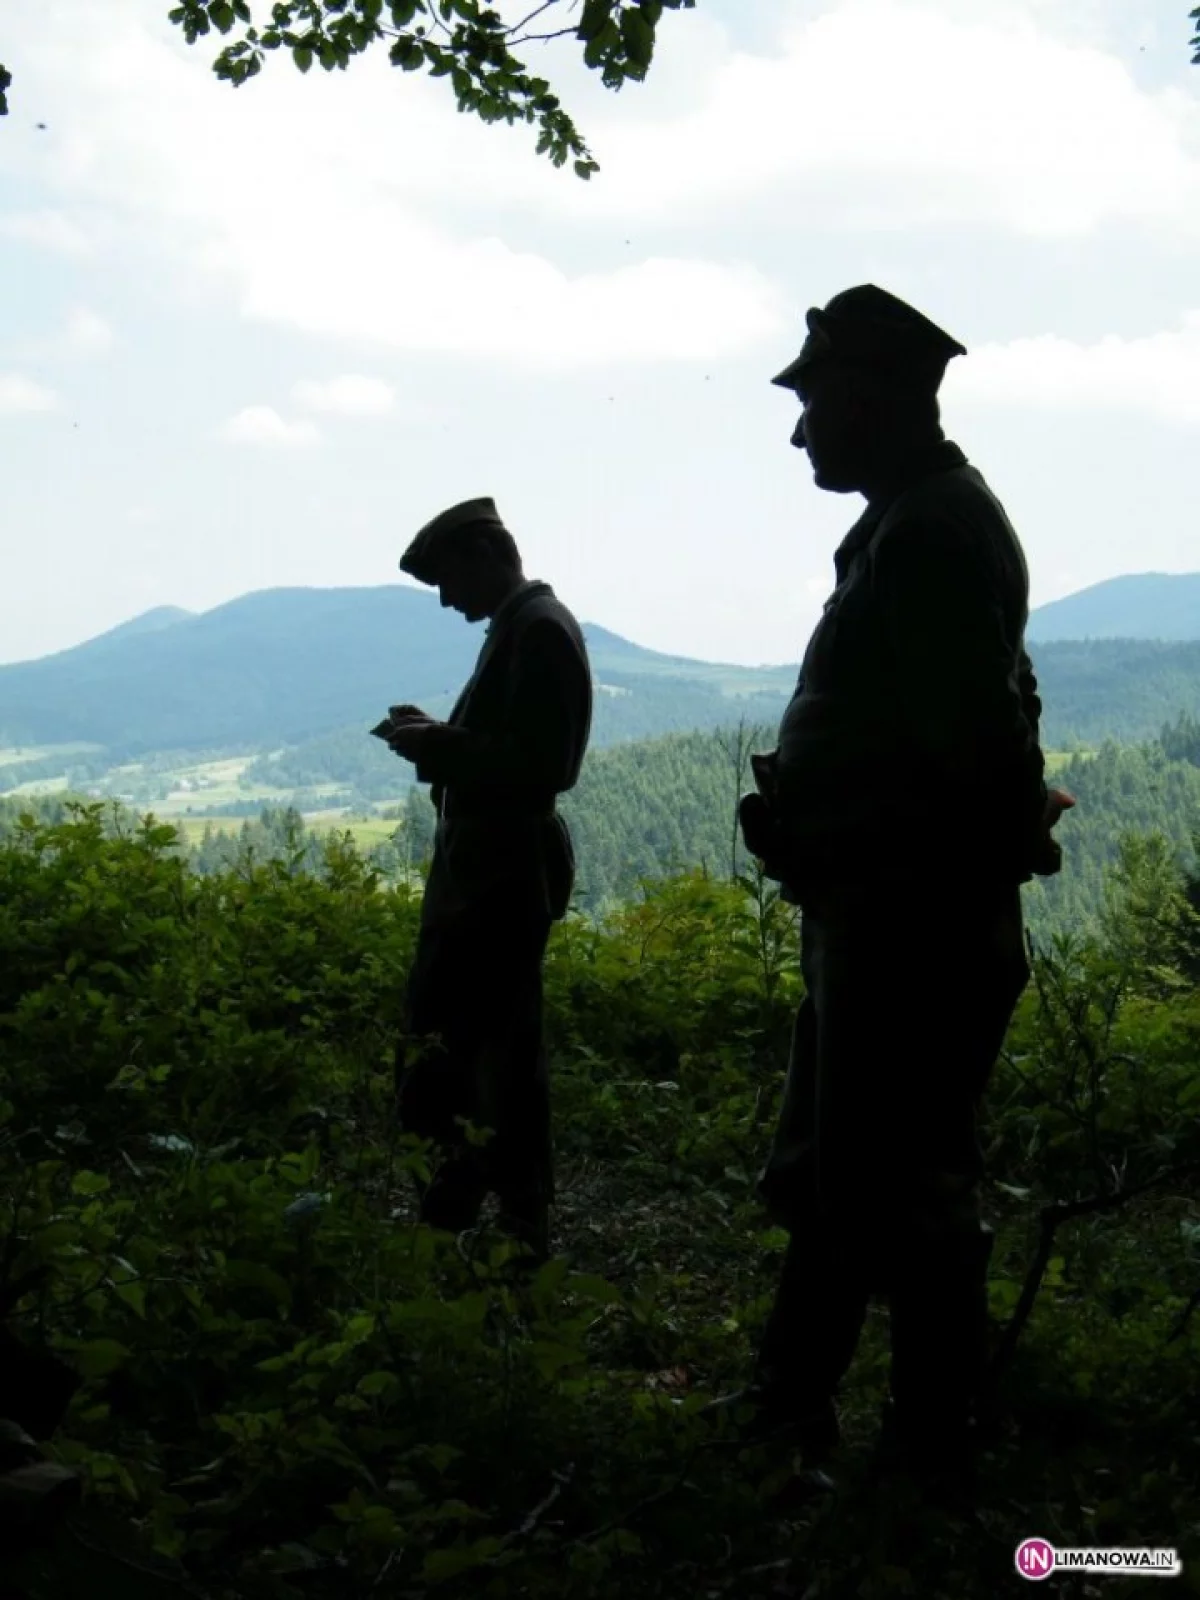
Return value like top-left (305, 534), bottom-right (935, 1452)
top-left (202, 730), bottom-right (1200, 938)
top-left (7, 721), bottom-right (1200, 940)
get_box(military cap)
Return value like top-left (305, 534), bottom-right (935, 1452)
top-left (399, 496), bottom-right (506, 584)
top-left (770, 284), bottom-right (967, 392)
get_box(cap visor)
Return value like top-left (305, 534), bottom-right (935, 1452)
top-left (770, 358), bottom-right (806, 389)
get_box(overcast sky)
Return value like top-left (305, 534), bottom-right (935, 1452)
top-left (1, 0), bottom-right (1198, 668)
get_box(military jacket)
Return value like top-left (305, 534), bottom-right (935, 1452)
top-left (412, 581), bottom-right (592, 924)
top-left (773, 441), bottom-right (1048, 895)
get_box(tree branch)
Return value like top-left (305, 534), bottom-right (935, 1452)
top-left (508, 1), bottom-right (571, 39)
top-left (1167, 1282), bottom-right (1200, 1345)
top-left (513, 26), bottom-right (580, 45)
top-left (992, 1159), bottom-right (1200, 1377)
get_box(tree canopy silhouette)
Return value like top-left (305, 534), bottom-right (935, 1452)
top-left (4, 5), bottom-right (1199, 133)
top-left (0, 2), bottom-right (697, 173)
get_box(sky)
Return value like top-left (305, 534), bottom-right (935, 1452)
top-left (1, 0), bottom-right (1198, 668)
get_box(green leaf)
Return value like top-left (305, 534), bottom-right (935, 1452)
top-left (533, 1255), bottom-right (571, 1297)
top-left (357, 1370), bottom-right (399, 1399)
top-left (421, 1539), bottom-right (503, 1581)
top-left (389, 36), bottom-right (423, 70)
top-left (620, 7), bottom-right (655, 70)
top-left (578, 0), bottom-right (612, 44)
top-left (263, 1545), bottom-right (323, 1575)
top-left (224, 1259), bottom-right (294, 1311)
top-left (71, 1169), bottom-right (111, 1196)
top-left (531, 1339), bottom-right (585, 1379)
top-left (567, 1272), bottom-right (622, 1305)
top-left (293, 44), bottom-right (313, 72)
top-left (71, 1339), bottom-right (132, 1378)
top-left (112, 1280), bottom-right (147, 1318)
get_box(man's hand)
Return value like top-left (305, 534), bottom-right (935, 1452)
top-left (386, 711), bottom-right (438, 761)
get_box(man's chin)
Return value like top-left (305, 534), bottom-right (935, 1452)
top-left (810, 463), bottom-right (857, 494)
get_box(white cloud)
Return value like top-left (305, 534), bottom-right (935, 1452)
top-left (60, 307), bottom-right (115, 357)
top-left (0, 210), bottom-right (94, 256)
top-left (554, 0), bottom-right (1200, 235)
top-left (948, 312), bottom-right (1200, 427)
top-left (8, 2), bottom-right (786, 367)
top-left (18, 0), bottom-right (1196, 376)
top-left (219, 406), bottom-right (319, 447)
top-left (0, 374), bottom-right (60, 414)
top-left (5, 1), bottom-right (1200, 393)
top-left (292, 375), bottom-right (396, 415)
top-left (238, 241), bottom-right (784, 366)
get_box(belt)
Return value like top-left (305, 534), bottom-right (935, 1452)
top-left (439, 803), bottom-right (558, 822)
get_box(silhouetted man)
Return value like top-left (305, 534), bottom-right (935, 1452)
top-left (719, 286), bottom-right (1073, 1495)
top-left (383, 498), bottom-right (592, 1262)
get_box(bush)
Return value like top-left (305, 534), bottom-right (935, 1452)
top-left (1, 805), bottom-right (1198, 1598)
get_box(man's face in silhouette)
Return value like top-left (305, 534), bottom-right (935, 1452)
top-left (435, 543), bottom-right (515, 624)
top-left (436, 554), bottom-right (489, 623)
top-left (790, 362), bottom-right (878, 495)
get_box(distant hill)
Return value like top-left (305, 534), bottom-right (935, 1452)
top-left (4, 583), bottom-right (1200, 769)
top-left (1034, 638), bottom-right (1200, 743)
top-left (1027, 573), bottom-right (1200, 642)
top-left (0, 586), bottom-right (794, 757)
top-left (87, 605), bottom-right (196, 647)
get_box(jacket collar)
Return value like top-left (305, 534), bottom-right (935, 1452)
top-left (486, 578), bottom-right (553, 637)
top-left (833, 440), bottom-right (967, 578)
top-left (445, 581), bottom-right (555, 728)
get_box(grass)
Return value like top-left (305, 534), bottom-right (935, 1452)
top-left (0, 742), bottom-right (103, 767)
top-left (165, 812), bottom-right (407, 847)
top-left (1, 738), bottom-right (1096, 818)
top-left (150, 782), bottom-right (295, 815)
top-left (7, 773), bottom-right (70, 795)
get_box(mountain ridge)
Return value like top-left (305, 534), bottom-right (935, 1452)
top-left (2, 573), bottom-right (1200, 759)
top-left (1025, 572), bottom-right (1200, 642)
top-left (0, 585), bottom-right (795, 756)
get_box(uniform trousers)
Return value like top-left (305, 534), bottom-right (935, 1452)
top-left (755, 882), bottom-right (1030, 1447)
top-left (396, 897), bottom-right (554, 1256)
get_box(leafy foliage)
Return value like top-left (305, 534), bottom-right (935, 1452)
top-left (160, 0), bottom-right (695, 178)
top-left (4, 4), bottom-right (1200, 126)
top-left (1, 803), bottom-right (1199, 1597)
